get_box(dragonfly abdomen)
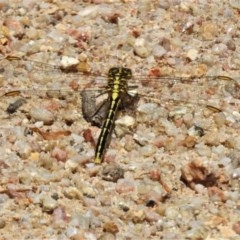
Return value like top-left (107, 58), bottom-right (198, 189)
top-left (94, 96), bottom-right (121, 164)
top-left (94, 67), bottom-right (132, 164)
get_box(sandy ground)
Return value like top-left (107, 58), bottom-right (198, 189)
top-left (0, 0), bottom-right (240, 239)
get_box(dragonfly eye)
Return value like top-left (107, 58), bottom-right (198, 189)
top-left (122, 68), bottom-right (132, 79)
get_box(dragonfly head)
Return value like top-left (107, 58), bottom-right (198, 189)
top-left (108, 67), bottom-right (132, 80)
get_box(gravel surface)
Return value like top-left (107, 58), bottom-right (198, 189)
top-left (0, 1), bottom-right (240, 239)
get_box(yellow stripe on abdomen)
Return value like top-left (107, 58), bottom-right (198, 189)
top-left (94, 96), bottom-right (121, 164)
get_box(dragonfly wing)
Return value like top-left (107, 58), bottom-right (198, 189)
top-left (81, 89), bottom-right (110, 128)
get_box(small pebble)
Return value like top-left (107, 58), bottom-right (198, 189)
top-left (186, 48), bottom-right (198, 61)
top-left (65, 226), bottom-right (78, 238)
top-left (133, 38), bottom-right (150, 58)
top-left (139, 144), bottom-right (157, 157)
top-left (185, 223), bottom-right (206, 239)
top-left (115, 179), bottom-right (135, 194)
top-left (70, 215), bottom-right (90, 229)
top-left (152, 45), bottom-right (167, 58)
top-left (102, 164), bottom-right (124, 182)
top-left (200, 22), bottom-right (218, 40)
top-left (82, 186), bottom-right (96, 198)
top-left (165, 206), bottom-right (179, 219)
top-left (30, 108), bottom-right (54, 125)
top-left (230, 0), bottom-right (240, 9)
top-left (130, 209), bottom-right (146, 223)
top-left (51, 147), bottom-right (68, 162)
top-left (65, 159), bottom-right (79, 172)
top-left (52, 206), bottom-right (68, 222)
top-left (41, 196), bottom-right (58, 213)
top-left (60, 56), bottom-right (79, 69)
top-left (232, 221), bottom-right (240, 235)
top-left (63, 187), bottom-right (83, 200)
top-left (0, 219), bottom-right (6, 229)
top-left (145, 210), bottom-right (161, 222)
top-left (103, 221), bottom-right (119, 234)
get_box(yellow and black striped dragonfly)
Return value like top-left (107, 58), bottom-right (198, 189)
top-left (0, 56), bottom-right (239, 164)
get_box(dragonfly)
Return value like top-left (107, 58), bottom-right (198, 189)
top-left (0, 55), bottom-right (239, 164)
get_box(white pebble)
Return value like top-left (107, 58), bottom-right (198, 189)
top-left (115, 115), bottom-right (135, 128)
top-left (186, 48), bottom-right (198, 61)
top-left (30, 108), bottom-right (54, 125)
top-left (83, 232), bottom-right (97, 240)
top-left (133, 38), bottom-right (150, 58)
top-left (230, 0), bottom-right (240, 9)
top-left (139, 144), bottom-right (157, 157)
top-left (65, 159), bottom-right (79, 172)
top-left (232, 168), bottom-right (240, 178)
top-left (219, 157), bottom-right (232, 166)
top-left (60, 56), bottom-right (79, 69)
top-left (78, 6), bottom-right (99, 17)
top-left (165, 206), bottom-right (179, 219)
top-left (152, 45), bottom-right (167, 58)
top-left (41, 196), bottom-right (58, 212)
top-left (65, 226), bottom-right (78, 238)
